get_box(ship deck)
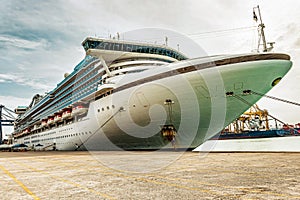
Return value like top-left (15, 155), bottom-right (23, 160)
top-left (0, 151), bottom-right (299, 199)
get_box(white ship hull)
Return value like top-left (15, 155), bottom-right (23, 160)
top-left (15, 56), bottom-right (292, 150)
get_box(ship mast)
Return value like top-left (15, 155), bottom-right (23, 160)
top-left (253, 5), bottom-right (274, 52)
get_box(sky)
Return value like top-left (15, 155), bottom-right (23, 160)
top-left (1, 0), bottom-right (300, 136)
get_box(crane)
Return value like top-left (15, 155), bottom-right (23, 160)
top-left (0, 105), bottom-right (15, 144)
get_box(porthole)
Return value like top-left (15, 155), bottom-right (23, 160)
top-left (112, 105), bottom-right (115, 109)
top-left (102, 108), bottom-right (104, 111)
top-left (107, 106), bottom-right (109, 110)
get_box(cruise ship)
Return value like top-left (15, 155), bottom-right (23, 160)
top-left (12, 37), bottom-right (292, 150)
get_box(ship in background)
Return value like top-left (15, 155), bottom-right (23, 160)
top-left (212, 104), bottom-right (300, 140)
top-left (195, 104), bottom-right (300, 152)
top-left (11, 6), bottom-right (293, 151)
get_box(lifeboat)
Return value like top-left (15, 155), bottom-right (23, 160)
top-left (71, 105), bottom-right (88, 117)
top-left (47, 116), bottom-right (54, 125)
top-left (23, 128), bottom-right (30, 135)
top-left (41, 119), bottom-right (47, 127)
top-left (62, 109), bottom-right (72, 119)
top-left (14, 132), bottom-right (22, 138)
top-left (33, 124), bottom-right (41, 130)
top-left (54, 113), bottom-right (63, 123)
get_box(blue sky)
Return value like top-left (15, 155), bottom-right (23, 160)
top-left (1, 0), bottom-right (300, 135)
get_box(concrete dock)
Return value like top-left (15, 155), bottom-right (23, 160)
top-left (0, 151), bottom-right (299, 199)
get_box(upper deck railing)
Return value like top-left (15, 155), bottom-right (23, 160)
top-left (82, 37), bottom-right (188, 61)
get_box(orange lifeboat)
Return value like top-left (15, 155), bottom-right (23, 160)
top-left (47, 116), bottom-right (54, 125)
top-left (62, 108), bottom-right (72, 119)
top-left (23, 128), bottom-right (30, 135)
top-left (33, 124), bottom-right (41, 130)
top-left (54, 113), bottom-right (63, 123)
top-left (71, 104), bottom-right (88, 117)
top-left (14, 132), bottom-right (22, 138)
top-left (41, 119), bottom-right (47, 127)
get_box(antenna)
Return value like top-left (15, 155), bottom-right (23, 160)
top-left (253, 5), bottom-right (274, 52)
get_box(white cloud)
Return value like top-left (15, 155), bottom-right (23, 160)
top-left (0, 35), bottom-right (48, 49)
top-left (0, 95), bottom-right (30, 109)
top-left (0, 73), bottom-right (52, 91)
top-left (0, 74), bottom-right (18, 82)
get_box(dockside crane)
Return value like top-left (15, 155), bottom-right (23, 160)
top-left (0, 105), bottom-right (15, 144)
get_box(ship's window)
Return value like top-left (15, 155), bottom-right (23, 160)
top-left (158, 48), bottom-right (163, 55)
top-left (98, 42), bottom-right (104, 49)
top-left (89, 41), bottom-right (95, 48)
top-left (162, 49), bottom-right (166, 55)
top-left (108, 42), bottom-right (113, 50)
top-left (112, 105), bottom-right (115, 109)
top-left (107, 42), bottom-right (112, 50)
top-left (98, 109), bottom-right (100, 112)
top-left (126, 44), bottom-right (132, 52)
top-left (166, 50), bottom-right (171, 57)
top-left (107, 106), bottom-right (109, 110)
top-left (114, 43), bottom-right (120, 51)
top-left (103, 42), bottom-right (108, 50)
top-left (83, 42), bottom-right (89, 51)
top-left (118, 43), bottom-right (123, 51)
top-left (102, 108), bottom-right (104, 111)
top-left (132, 45), bottom-right (137, 52)
top-left (149, 47), bottom-right (154, 53)
top-left (141, 47), bottom-right (147, 53)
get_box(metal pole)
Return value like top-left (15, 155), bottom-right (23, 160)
top-left (257, 5), bottom-right (268, 52)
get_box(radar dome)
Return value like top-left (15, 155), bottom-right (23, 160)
top-left (64, 73), bottom-right (70, 78)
